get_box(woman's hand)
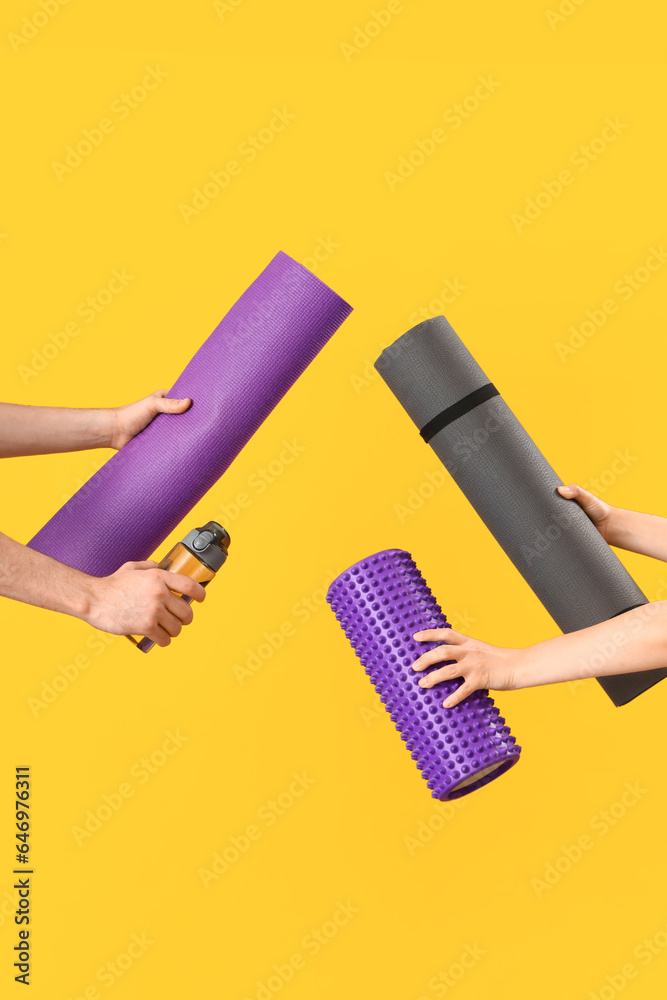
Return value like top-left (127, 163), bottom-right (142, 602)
top-left (411, 628), bottom-right (525, 708)
top-left (557, 483), bottom-right (614, 541)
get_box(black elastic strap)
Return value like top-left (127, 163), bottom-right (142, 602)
top-left (420, 383), bottom-right (500, 442)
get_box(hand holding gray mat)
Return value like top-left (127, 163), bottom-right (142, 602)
top-left (375, 315), bottom-right (665, 706)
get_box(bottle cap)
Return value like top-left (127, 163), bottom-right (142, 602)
top-left (181, 521), bottom-right (231, 572)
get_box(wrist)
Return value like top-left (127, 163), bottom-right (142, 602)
top-left (600, 504), bottom-right (621, 545)
top-left (98, 408), bottom-right (119, 449)
top-left (509, 647), bottom-right (535, 690)
top-left (69, 571), bottom-right (103, 625)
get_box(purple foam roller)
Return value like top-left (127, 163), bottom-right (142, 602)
top-left (327, 549), bottom-right (521, 800)
top-left (28, 251), bottom-right (352, 576)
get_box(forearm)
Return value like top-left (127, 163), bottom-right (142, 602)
top-left (605, 506), bottom-right (667, 561)
top-left (514, 602), bottom-right (667, 688)
top-left (0, 531), bottom-right (94, 621)
top-left (0, 403), bottom-right (114, 457)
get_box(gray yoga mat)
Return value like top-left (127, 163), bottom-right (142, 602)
top-left (375, 315), bottom-right (665, 707)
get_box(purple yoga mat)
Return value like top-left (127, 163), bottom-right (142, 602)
top-left (29, 251), bottom-right (352, 576)
top-left (327, 549), bottom-right (521, 800)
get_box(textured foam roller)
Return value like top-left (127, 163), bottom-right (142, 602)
top-left (327, 549), bottom-right (521, 800)
top-left (375, 315), bottom-right (666, 707)
top-left (28, 252), bottom-right (352, 576)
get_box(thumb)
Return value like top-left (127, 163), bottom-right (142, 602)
top-left (152, 394), bottom-right (191, 415)
top-left (558, 482), bottom-right (600, 507)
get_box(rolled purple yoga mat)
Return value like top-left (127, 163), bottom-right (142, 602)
top-left (29, 251), bottom-right (352, 576)
top-left (327, 549), bottom-right (521, 800)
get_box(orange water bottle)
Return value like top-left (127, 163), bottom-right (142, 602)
top-left (126, 520), bottom-right (230, 652)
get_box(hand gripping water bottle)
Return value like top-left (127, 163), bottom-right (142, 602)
top-left (126, 520), bottom-right (230, 652)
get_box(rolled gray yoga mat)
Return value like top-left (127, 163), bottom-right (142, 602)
top-left (375, 315), bottom-right (665, 707)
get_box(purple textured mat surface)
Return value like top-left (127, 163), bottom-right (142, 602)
top-left (28, 251), bottom-right (352, 576)
top-left (327, 549), bottom-right (521, 800)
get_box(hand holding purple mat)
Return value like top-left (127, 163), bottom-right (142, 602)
top-left (327, 549), bottom-right (521, 800)
top-left (28, 252), bottom-right (352, 576)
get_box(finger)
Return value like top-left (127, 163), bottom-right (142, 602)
top-left (122, 560), bottom-right (158, 571)
top-left (166, 573), bottom-right (206, 603)
top-left (413, 627), bottom-right (451, 642)
top-left (559, 482), bottom-right (596, 503)
top-left (145, 622), bottom-right (172, 648)
top-left (152, 394), bottom-right (191, 415)
top-left (414, 628), bottom-right (466, 644)
top-left (443, 678), bottom-right (477, 708)
top-left (158, 609), bottom-right (183, 639)
top-left (412, 645), bottom-right (464, 671)
top-left (166, 593), bottom-right (194, 625)
top-left (418, 662), bottom-right (461, 687)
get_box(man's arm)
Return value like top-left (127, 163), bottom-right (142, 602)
top-left (0, 391), bottom-right (190, 458)
top-left (412, 601), bottom-right (667, 707)
top-left (0, 532), bottom-right (205, 647)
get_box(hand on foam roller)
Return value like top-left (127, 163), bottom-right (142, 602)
top-left (414, 480), bottom-right (667, 703)
top-left (0, 392), bottom-right (189, 458)
top-left (412, 629), bottom-right (521, 708)
top-left (412, 598), bottom-right (667, 705)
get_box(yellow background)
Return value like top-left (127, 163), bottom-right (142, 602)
top-left (2, 1), bottom-right (667, 997)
